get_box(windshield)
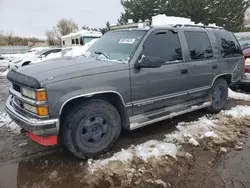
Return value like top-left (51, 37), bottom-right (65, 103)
top-left (238, 39), bottom-right (250, 48)
top-left (86, 30), bottom-right (146, 61)
top-left (35, 49), bottom-right (49, 55)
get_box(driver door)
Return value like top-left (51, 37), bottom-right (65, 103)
top-left (130, 29), bottom-right (190, 115)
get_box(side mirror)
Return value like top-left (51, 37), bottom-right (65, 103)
top-left (135, 55), bottom-right (162, 68)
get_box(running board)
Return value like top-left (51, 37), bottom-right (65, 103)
top-left (129, 102), bottom-right (211, 130)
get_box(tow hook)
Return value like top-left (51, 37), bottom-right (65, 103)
top-left (20, 129), bottom-right (28, 134)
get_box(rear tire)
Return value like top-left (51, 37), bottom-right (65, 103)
top-left (61, 99), bottom-right (121, 159)
top-left (207, 78), bottom-right (228, 113)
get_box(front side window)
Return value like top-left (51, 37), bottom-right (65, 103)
top-left (83, 37), bottom-right (99, 45)
top-left (76, 38), bottom-right (79, 44)
top-left (185, 31), bottom-right (213, 60)
top-left (142, 30), bottom-right (183, 62)
top-left (87, 30), bottom-right (146, 61)
top-left (62, 40), bottom-right (65, 45)
top-left (72, 39), bottom-right (75, 44)
top-left (214, 30), bottom-right (242, 58)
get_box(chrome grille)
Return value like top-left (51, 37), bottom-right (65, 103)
top-left (12, 83), bottom-right (21, 93)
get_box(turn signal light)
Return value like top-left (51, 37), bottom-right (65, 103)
top-left (36, 90), bottom-right (47, 101)
top-left (37, 106), bottom-right (49, 116)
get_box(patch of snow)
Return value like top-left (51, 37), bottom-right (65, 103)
top-left (88, 148), bottom-right (133, 172)
top-left (151, 14), bottom-right (219, 28)
top-left (18, 142), bottom-right (28, 147)
top-left (244, 73), bottom-right (250, 79)
top-left (0, 69), bottom-right (9, 77)
top-left (88, 140), bottom-right (177, 172)
top-left (0, 112), bottom-right (20, 133)
top-left (188, 137), bottom-right (199, 146)
top-left (220, 147), bottom-right (227, 153)
top-left (88, 105), bottom-right (250, 173)
top-left (228, 88), bottom-right (250, 101)
top-left (221, 105), bottom-right (250, 117)
top-left (135, 141), bottom-right (177, 161)
top-left (204, 131), bottom-right (217, 138)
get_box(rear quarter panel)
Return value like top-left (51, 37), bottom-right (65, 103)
top-left (209, 30), bottom-right (244, 84)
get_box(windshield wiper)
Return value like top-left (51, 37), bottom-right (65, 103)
top-left (94, 51), bottom-right (111, 60)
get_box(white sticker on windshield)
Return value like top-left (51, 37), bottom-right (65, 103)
top-left (119, 39), bottom-right (136, 44)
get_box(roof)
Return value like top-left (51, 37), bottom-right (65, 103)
top-left (61, 30), bottom-right (102, 39)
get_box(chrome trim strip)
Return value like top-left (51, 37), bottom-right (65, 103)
top-left (133, 86), bottom-right (211, 106)
top-left (5, 96), bottom-right (58, 127)
top-left (59, 91), bottom-right (126, 115)
top-left (12, 97), bottom-right (49, 119)
top-left (188, 86), bottom-right (211, 93)
top-left (133, 91), bottom-right (187, 106)
top-left (130, 102), bottom-right (211, 130)
top-left (9, 87), bottom-right (47, 106)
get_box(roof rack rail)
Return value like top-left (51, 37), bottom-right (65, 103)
top-left (173, 24), bottom-right (223, 30)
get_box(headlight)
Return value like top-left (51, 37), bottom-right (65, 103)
top-left (21, 87), bottom-right (36, 99)
top-left (23, 103), bottom-right (49, 116)
top-left (23, 103), bottom-right (37, 114)
top-left (21, 88), bottom-right (47, 101)
top-left (245, 58), bottom-right (250, 66)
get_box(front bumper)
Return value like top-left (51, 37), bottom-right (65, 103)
top-left (5, 96), bottom-right (59, 136)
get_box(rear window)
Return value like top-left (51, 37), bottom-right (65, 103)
top-left (184, 31), bottom-right (213, 60)
top-left (213, 30), bottom-right (242, 58)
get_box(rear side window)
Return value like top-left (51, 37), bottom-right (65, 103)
top-left (143, 30), bottom-right (183, 62)
top-left (72, 39), bottom-right (75, 44)
top-left (76, 38), bottom-right (79, 44)
top-left (213, 30), bottom-right (242, 58)
top-left (185, 31), bottom-right (213, 60)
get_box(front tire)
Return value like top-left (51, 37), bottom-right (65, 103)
top-left (207, 78), bottom-right (228, 113)
top-left (62, 99), bottom-right (121, 159)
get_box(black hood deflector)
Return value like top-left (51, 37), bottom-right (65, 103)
top-left (7, 69), bottom-right (41, 89)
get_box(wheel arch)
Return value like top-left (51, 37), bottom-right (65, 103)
top-left (212, 73), bottom-right (232, 86)
top-left (22, 61), bottom-right (31, 66)
top-left (59, 91), bottom-right (129, 129)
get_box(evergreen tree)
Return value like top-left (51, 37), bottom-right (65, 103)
top-left (119, 0), bottom-right (249, 31)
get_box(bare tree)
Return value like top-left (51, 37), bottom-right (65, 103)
top-left (51, 19), bottom-right (79, 43)
top-left (6, 31), bottom-right (14, 45)
top-left (45, 30), bottom-right (57, 46)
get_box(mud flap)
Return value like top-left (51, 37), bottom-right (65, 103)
top-left (27, 132), bottom-right (58, 146)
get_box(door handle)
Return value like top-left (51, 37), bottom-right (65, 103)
top-left (181, 68), bottom-right (188, 74)
top-left (212, 64), bottom-right (218, 69)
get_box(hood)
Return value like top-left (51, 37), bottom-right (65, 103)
top-left (16, 56), bottom-right (127, 86)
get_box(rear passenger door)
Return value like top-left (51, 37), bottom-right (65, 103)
top-left (184, 31), bottom-right (217, 99)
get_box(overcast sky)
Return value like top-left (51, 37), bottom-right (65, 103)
top-left (0, 0), bottom-right (124, 39)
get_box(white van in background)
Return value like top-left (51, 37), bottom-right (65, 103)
top-left (61, 30), bottom-right (102, 48)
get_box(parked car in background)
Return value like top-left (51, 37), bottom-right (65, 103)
top-left (235, 32), bottom-right (250, 50)
top-left (8, 48), bottom-right (62, 69)
top-left (27, 47), bottom-right (51, 54)
top-left (243, 47), bottom-right (250, 73)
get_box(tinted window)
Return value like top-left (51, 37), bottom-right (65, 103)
top-left (76, 38), bottom-right (79, 44)
top-left (143, 30), bottom-right (183, 62)
top-left (214, 30), bottom-right (242, 58)
top-left (80, 37), bottom-right (83, 45)
top-left (72, 39), bottom-right (75, 44)
top-left (185, 31), bottom-right (213, 60)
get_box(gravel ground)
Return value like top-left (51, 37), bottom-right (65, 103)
top-left (1, 74), bottom-right (250, 188)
